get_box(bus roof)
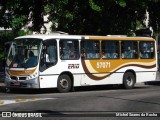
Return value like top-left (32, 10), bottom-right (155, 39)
top-left (85, 36), bottom-right (155, 41)
top-left (15, 34), bottom-right (155, 41)
top-left (15, 34), bottom-right (83, 40)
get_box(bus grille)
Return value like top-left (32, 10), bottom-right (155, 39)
top-left (10, 76), bottom-right (27, 81)
top-left (10, 82), bottom-right (27, 87)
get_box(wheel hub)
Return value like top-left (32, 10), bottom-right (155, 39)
top-left (126, 77), bottom-right (133, 86)
top-left (60, 79), bottom-right (68, 89)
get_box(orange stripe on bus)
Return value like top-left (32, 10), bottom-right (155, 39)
top-left (81, 59), bottom-right (156, 80)
top-left (7, 68), bottom-right (36, 76)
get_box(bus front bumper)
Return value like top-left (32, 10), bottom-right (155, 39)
top-left (5, 77), bottom-right (40, 88)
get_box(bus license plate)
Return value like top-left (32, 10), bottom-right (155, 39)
top-left (13, 81), bottom-right (20, 86)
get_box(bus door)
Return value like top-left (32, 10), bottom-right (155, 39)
top-left (39, 39), bottom-right (58, 88)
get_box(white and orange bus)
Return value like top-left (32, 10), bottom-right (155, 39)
top-left (5, 34), bottom-right (157, 92)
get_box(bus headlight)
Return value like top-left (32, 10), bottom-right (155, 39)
top-left (27, 72), bottom-right (38, 80)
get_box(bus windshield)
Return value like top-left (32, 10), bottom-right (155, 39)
top-left (6, 38), bottom-right (42, 68)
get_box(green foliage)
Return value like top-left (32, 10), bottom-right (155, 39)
top-left (89, 0), bottom-right (102, 12)
top-left (0, 30), bottom-right (27, 60)
top-left (48, 0), bottom-right (148, 35)
top-left (0, 30), bottom-right (27, 41)
top-left (114, 0), bottom-right (126, 8)
top-left (0, 0), bottom-right (160, 36)
top-left (11, 15), bottom-right (26, 30)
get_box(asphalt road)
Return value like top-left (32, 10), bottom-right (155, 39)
top-left (0, 83), bottom-right (160, 120)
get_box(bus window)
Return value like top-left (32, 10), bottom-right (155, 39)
top-left (121, 41), bottom-right (138, 59)
top-left (140, 41), bottom-right (154, 59)
top-left (4, 42), bottom-right (12, 60)
top-left (60, 40), bottom-right (79, 60)
top-left (40, 39), bottom-right (57, 71)
top-left (101, 41), bottom-right (119, 59)
top-left (81, 40), bottom-right (100, 59)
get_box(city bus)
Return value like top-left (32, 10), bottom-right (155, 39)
top-left (5, 34), bottom-right (157, 92)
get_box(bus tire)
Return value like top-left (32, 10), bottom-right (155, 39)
top-left (57, 74), bottom-right (72, 93)
top-left (123, 72), bottom-right (135, 89)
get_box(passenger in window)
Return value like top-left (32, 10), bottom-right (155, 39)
top-left (124, 47), bottom-right (134, 58)
top-left (47, 45), bottom-right (56, 62)
top-left (113, 51), bottom-right (118, 58)
top-left (46, 53), bottom-right (50, 62)
top-left (122, 52), bottom-right (124, 58)
top-left (109, 50), bottom-right (118, 58)
top-left (87, 42), bottom-right (96, 58)
top-left (69, 47), bottom-right (76, 59)
top-left (68, 45), bottom-right (73, 59)
top-left (45, 47), bottom-right (50, 62)
top-left (41, 47), bottom-right (49, 62)
top-left (60, 47), bottom-right (63, 59)
top-left (81, 47), bottom-right (87, 59)
top-left (150, 43), bottom-right (154, 52)
top-left (81, 52), bottom-right (86, 59)
top-left (102, 52), bottom-right (106, 58)
top-left (124, 47), bottom-right (130, 58)
top-left (62, 45), bottom-right (69, 59)
top-left (26, 51), bottom-right (37, 67)
top-left (141, 43), bottom-right (148, 58)
top-left (150, 43), bottom-right (154, 58)
top-left (130, 47), bottom-right (135, 58)
top-left (69, 52), bottom-right (75, 59)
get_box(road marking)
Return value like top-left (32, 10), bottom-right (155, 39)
top-left (0, 98), bottom-right (55, 106)
top-left (0, 100), bottom-right (4, 105)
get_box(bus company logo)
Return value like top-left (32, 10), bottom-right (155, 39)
top-left (68, 64), bottom-right (79, 69)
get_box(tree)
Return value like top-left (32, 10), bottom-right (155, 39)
top-left (148, 1), bottom-right (160, 35)
top-left (47, 0), bottom-right (149, 35)
top-left (0, 0), bottom-right (45, 33)
top-left (0, 0), bottom-right (160, 36)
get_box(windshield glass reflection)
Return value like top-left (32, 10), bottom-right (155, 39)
top-left (6, 38), bottom-right (42, 68)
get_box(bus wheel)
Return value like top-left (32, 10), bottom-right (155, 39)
top-left (123, 72), bottom-right (135, 89)
top-left (57, 74), bottom-right (72, 93)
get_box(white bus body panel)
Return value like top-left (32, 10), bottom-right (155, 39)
top-left (79, 66), bottom-right (156, 86)
top-left (39, 60), bottom-right (83, 88)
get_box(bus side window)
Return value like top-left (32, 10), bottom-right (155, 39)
top-left (40, 40), bottom-right (57, 72)
top-left (81, 40), bottom-right (100, 59)
top-left (140, 41), bottom-right (155, 59)
top-left (121, 41), bottom-right (138, 59)
top-left (102, 40), bottom-right (119, 59)
top-left (81, 41), bottom-right (86, 59)
top-left (60, 40), bottom-right (79, 60)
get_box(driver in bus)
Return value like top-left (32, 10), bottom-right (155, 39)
top-left (12, 48), bottom-right (25, 67)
